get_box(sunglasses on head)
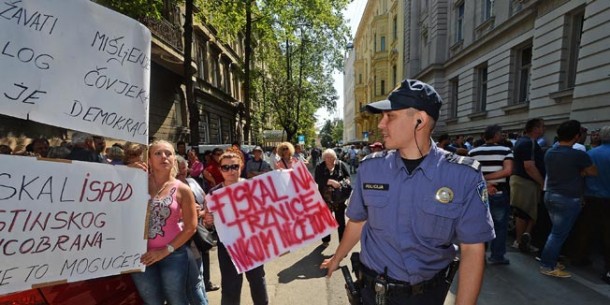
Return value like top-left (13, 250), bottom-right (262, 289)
top-left (220, 164), bottom-right (240, 172)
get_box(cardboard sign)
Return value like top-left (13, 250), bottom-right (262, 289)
top-left (0, 0), bottom-right (151, 144)
top-left (205, 162), bottom-right (338, 273)
top-left (0, 155), bottom-right (148, 295)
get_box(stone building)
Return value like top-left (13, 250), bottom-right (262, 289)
top-left (402, 0), bottom-right (610, 141)
top-left (353, 0), bottom-right (406, 143)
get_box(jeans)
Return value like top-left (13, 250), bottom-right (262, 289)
top-left (488, 191), bottom-right (510, 261)
top-left (187, 248), bottom-right (208, 305)
top-left (540, 192), bottom-right (582, 269)
top-left (131, 246), bottom-right (190, 305)
top-left (218, 242), bottom-right (269, 305)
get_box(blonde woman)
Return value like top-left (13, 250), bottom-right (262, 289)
top-left (275, 142), bottom-right (299, 169)
top-left (131, 140), bottom-right (205, 305)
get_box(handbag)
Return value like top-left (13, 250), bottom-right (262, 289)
top-left (332, 182), bottom-right (352, 204)
top-left (192, 223), bottom-right (216, 252)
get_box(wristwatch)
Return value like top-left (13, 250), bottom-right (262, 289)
top-left (166, 244), bottom-right (175, 253)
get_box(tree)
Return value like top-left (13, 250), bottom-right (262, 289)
top-left (319, 120), bottom-right (334, 148)
top-left (332, 119), bottom-right (343, 144)
top-left (198, 0), bottom-right (351, 143)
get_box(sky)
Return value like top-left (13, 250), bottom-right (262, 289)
top-left (314, 0), bottom-right (367, 129)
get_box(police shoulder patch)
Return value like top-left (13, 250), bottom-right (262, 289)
top-left (361, 150), bottom-right (389, 162)
top-left (476, 181), bottom-right (489, 208)
top-left (445, 153), bottom-right (481, 171)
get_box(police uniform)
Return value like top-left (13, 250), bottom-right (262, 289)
top-left (346, 143), bottom-right (495, 304)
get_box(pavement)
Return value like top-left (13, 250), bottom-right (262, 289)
top-left (204, 167), bottom-right (610, 305)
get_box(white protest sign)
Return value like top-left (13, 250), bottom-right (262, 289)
top-left (0, 0), bottom-right (151, 144)
top-left (0, 155), bottom-right (148, 295)
top-left (205, 161), bottom-right (338, 274)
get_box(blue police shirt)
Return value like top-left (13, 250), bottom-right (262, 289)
top-left (346, 143), bottom-right (495, 284)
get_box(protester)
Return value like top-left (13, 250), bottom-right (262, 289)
top-left (123, 142), bottom-right (147, 165)
top-left (0, 144), bottom-right (12, 154)
top-left (246, 146), bottom-right (272, 178)
top-left (347, 145), bottom-right (357, 174)
top-left (188, 149), bottom-right (205, 186)
top-left (321, 79), bottom-right (494, 305)
top-left (176, 140), bottom-right (188, 159)
top-left (32, 138), bottom-right (50, 158)
top-left (203, 148), bottom-right (224, 189)
top-left (469, 125), bottom-right (514, 265)
top-left (67, 132), bottom-right (100, 162)
top-left (368, 142), bottom-right (384, 153)
top-left (310, 146), bottom-right (321, 166)
top-left (131, 140), bottom-right (204, 305)
top-left (92, 135), bottom-right (107, 163)
top-left (275, 142), bottom-right (299, 169)
top-left (106, 145), bottom-right (125, 165)
top-left (510, 118), bottom-right (545, 253)
top-left (539, 120), bottom-right (597, 278)
top-left (315, 148), bottom-right (350, 247)
top-left (207, 152), bottom-right (269, 305)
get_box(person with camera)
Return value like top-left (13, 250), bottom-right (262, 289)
top-left (321, 79), bottom-right (495, 305)
top-left (315, 148), bottom-right (352, 247)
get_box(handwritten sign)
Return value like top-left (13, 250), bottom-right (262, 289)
top-left (0, 155), bottom-right (148, 295)
top-left (206, 162), bottom-right (338, 273)
top-left (0, 0), bottom-right (151, 144)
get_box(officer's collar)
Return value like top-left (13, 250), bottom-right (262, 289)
top-left (392, 139), bottom-right (440, 181)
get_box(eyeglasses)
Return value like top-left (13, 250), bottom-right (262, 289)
top-left (220, 164), bottom-right (240, 172)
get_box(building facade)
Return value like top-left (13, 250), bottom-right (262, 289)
top-left (343, 47), bottom-right (357, 143)
top-left (353, 0), bottom-right (406, 143)
top-left (400, 0), bottom-right (610, 141)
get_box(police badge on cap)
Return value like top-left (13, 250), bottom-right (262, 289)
top-left (365, 79), bottom-right (443, 121)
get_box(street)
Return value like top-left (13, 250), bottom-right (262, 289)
top-left (204, 168), bottom-right (610, 305)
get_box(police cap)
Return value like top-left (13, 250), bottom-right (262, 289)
top-left (365, 79), bottom-right (443, 121)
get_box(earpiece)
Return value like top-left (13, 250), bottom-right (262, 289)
top-left (416, 119), bottom-right (422, 126)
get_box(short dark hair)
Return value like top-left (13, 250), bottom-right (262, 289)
top-left (438, 133), bottom-right (450, 142)
top-left (556, 120), bottom-right (581, 142)
top-left (484, 124), bottom-right (502, 141)
top-left (177, 141), bottom-right (186, 147)
top-left (525, 118), bottom-right (544, 133)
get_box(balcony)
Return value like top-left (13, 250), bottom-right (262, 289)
top-left (141, 16), bottom-right (184, 52)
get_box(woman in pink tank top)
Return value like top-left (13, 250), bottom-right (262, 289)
top-left (131, 140), bottom-right (205, 305)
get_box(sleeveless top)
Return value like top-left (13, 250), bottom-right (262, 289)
top-left (147, 180), bottom-right (183, 250)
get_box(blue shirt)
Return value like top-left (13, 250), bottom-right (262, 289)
top-left (585, 144), bottom-right (610, 199)
top-left (346, 143), bottom-right (495, 283)
top-left (545, 145), bottom-right (592, 198)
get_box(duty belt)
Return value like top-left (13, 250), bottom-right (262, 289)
top-left (359, 264), bottom-right (448, 296)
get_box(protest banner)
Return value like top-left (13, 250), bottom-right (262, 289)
top-left (205, 161), bottom-right (338, 274)
top-left (0, 0), bottom-right (151, 144)
top-left (0, 154), bottom-right (148, 295)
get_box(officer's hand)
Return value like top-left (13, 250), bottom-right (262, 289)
top-left (320, 256), bottom-right (340, 277)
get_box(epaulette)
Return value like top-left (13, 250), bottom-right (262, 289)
top-left (445, 153), bottom-right (481, 171)
top-left (361, 150), bottom-right (389, 162)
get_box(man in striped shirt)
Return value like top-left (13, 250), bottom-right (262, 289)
top-left (469, 124), bottom-right (514, 265)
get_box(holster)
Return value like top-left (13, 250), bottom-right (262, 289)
top-left (341, 252), bottom-right (363, 305)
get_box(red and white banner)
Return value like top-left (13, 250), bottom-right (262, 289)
top-left (205, 162), bottom-right (337, 273)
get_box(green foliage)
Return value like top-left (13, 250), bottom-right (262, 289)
top-left (198, 0), bottom-right (351, 142)
top-left (95, 0), bottom-right (175, 19)
top-left (319, 119), bottom-right (342, 148)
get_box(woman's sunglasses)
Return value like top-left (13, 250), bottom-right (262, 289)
top-left (220, 164), bottom-right (240, 172)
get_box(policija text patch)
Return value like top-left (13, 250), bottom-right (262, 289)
top-left (363, 183), bottom-right (389, 191)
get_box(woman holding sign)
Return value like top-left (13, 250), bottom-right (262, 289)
top-left (131, 140), bottom-right (207, 305)
top-left (206, 152), bottom-right (270, 305)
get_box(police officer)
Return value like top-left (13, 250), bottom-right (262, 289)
top-left (321, 79), bottom-right (495, 305)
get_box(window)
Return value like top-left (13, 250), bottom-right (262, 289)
top-left (393, 16), bottom-right (398, 40)
top-left (173, 91), bottom-right (184, 127)
top-left (514, 44), bottom-right (532, 104)
top-left (456, 3), bottom-right (464, 42)
top-left (449, 78), bottom-right (459, 119)
top-left (359, 73), bottom-right (362, 84)
top-left (392, 65), bottom-right (397, 87)
top-left (380, 36), bottom-right (386, 51)
top-left (476, 64), bottom-right (488, 112)
top-left (196, 39), bottom-right (207, 80)
top-left (482, 0), bottom-right (493, 21)
top-left (563, 10), bottom-right (584, 89)
top-left (381, 80), bottom-right (385, 95)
